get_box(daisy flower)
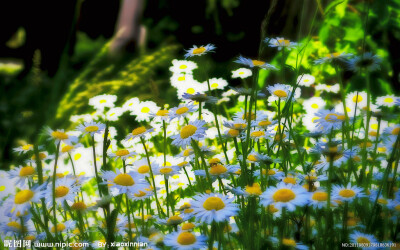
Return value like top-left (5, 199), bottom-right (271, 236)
top-left (207, 77), bottom-right (228, 90)
top-left (314, 52), bottom-right (352, 65)
top-left (383, 125), bottom-right (400, 136)
top-left (332, 184), bottom-right (364, 202)
top-left (308, 190), bottom-right (330, 209)
top-left (267, 83), bottom-right (292, 100)
top-left (108, 148), bottom-right (136, 161)
top-left (4, 184), bottom-right (46, 217)
top-left (191, 193), bottom-right (239, 223)
top-left (315, 83), bottom-right (340, 94)
top-left (130, 101), bottom-right (159, 122)
top-left (169, 104), bottom-right (197, 120)
top-left (376, 95), bottom-right (398, 107)
top-left (50, 220), bottom-right (76, 236)
top-left (170, 73), bottom-right (196, 89)
top-left (176, 81), bottom-right (208, 99)
top-left (102, 169), bottom-right (147, 195)
top-left (231, 68), bottom-right (252, 79)
top-left (169, 59), bottom-right (197, 74)
top-left (149, 109), bottom-right (170, 122)
top-left (346, 91), bottom-right (368, 110)
top-left (27, 151), bottom-right (54, 164)
top-left (47, 177), bottom-right (80, 206)
top-left (260, 182), bottom-right (309, 211)
top-left (314, 109), bottom-right (346, 133)
top-left (121, 97), bottom-right (140, 112)
top-left (89, 94), bottom-right (117, 111)
top-left (106, 107), bottom-right (124, 121)
top-left (164, 230), bottom-right (207, 250)
top-left (125, 126), bottom-right (155, 141)
top-left (184, 44), bottom-right (216, 58)
top-left (267, 37), bottom-right (298, 50)
top-left (158, 214), bottom-right (189, 226)
top-left (230, 183), bottom-right (264, 197)
top-left (153, 165), bottom-right (180, 178)
top-left (252, 117), bottom-right (277, 129)
top-left (347, 52), bottom-right (381, 73)
top-left (302, 97), bottom-right (326, 114)
top-left (223, 118), bottom-right (248, 131)
top-left (254, 168), bottom-right (284, 181)
top-left (242, 129), bottom-right (272, 142)
top-left (297, 74), bottom-right (315, 87)
top-left (195, 164), bottom-right (239, 179)
top-left (171, 120), bottom-right (208, 148)
top-left (130, 158), bottom-right (156, 177)
top-left (349, 231), bottom-right (378, 247)
top-left (235, 55), bottom-right (277, 70)
top-left (128, 186), bottom-right (154, 201)
top-left (60, 142), bottom-right (83, 155)
top-left (8, 165), bottom-right (36, 185)
top-left (76, 121), bottom-right (105, 137)
top-left (13, 144), bottom-right (35, 155)
top-left (45, 128), bottom-right (78, 145)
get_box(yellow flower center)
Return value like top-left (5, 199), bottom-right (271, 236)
top-left (61, 145), bottom-right (74, 153)
top-left (273, 188), bottom-right (296, 202)
top-left (258, 120), bottom-right (271, 126)
top-left (138, 165), bottom-right (150, 174)
top-left (209, 165), bottom-right (227, 175)
top-left (183, 149), bottom-right (193, 156)
top-left (211, 83), bottom-right (219, 88)
top-left (228, 129), bottom-right (239, 137)
top-left (167, 215), bottom-right (183, 224)
top-left (273, 90), bottom-right (288, 98)
top-left (178, 76), bottom-right (185, 81)
top-left (378, 198), bottom-right (388, 205)
top-left (180, 125), bottom-right (197, 139)
top-left (352, 95), bottom-right (363, 103)
top-left (282, 238), bottom-right (297, 247)
top-left (85, 126), bottom-right (99, 132)
top-left (160, 168), bottom-right (173, 174)
top-left (115, 149), bottom-right (130, 156)
top-left (134, 190), bottom-right (147, 197)
top-left (357, 237), bottom-right (370, 244)
top-left (141, 107), bottom-right (150, 113)
top-left (114, 174), bottom-right (134, 186)
top-left (177, 231), bottom-right (197, 245)
top-left (247, 155), bottom-right (258, 162)
top-left (245, 183), bottom-right (262, 196)
top-left (14, 190), bottom-right (34, 204)
top-left (252, 60), bottom-right (265, 66)
top-left (242, 113), bottom-right (256, 120)
top-left (384, 97), bottom-right (394, 103)
top-left (156, 110), bottom-right (169, 116)
top-left (203, 197), bottom-right (226, 211)
top-left (19, 166), bottom-right (35, 177)
top-left (7, 221), bottom-right (21, 230)
top-left (325, 113), bottom-right (339, 122)
top-left (312, 192), bottom-right (328, 201)
top-left (347, 218), bottom-right (357, 227)
top-left (71, 201), bottom-right (87, 211)
top-left (184, 208), bottom-right (194, 214)
top-left (51, 131), bottom-right (68, 140)
top-left (132, 126), bottom-right (146, 135)
top-left (51, 224), bottom-right (66, 233)
top-left (176, 107), bottom-right (189, 115)
top-left (179, 65), bottom-right (187, 69)
top-left (283, 177), bottom-right (296, 185)
top-left (339, 189), bottom-right (355, 198)
top-left (311, 103), bottom-right (319, 109)
top-left (182, 222), bottom-right (196, 230)
top-left (24, 235), bottom-right (36, 241)
top-left (268, 204), bottom-right (279, 213)
top-left (186, 88), bottom-right (195, 94)
top-left (251, 131), bottom-right (265, 137)
top-left (234, 123), bottom-right (247, 129)
top-left (267, 169), bottom-right (276, 175)
top-left (55, 186), bottom-right (69, 198)
top-left (328, 52), bottom-right (341, 58)
top-left (192, 47), bottom-right (206, 55)
top-left (274, 133), bottom-right (286, 141)
top-left (21, 144), bottom-right (33, 151)
top-left (392, 127), bottom-right (400, 135)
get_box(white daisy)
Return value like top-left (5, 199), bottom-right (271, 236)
top-left (376, 95), bottom-right (398, 107)
top-left (314, 109), bottom-right (346, 133)
top-left (267, 37), bottom-right (298, 50)
top-left (260, 182), bottom-right (309, 211)
top-left (314, 52), bottom-right (352, 65)
top-left (13, 144), bottom-right (36, 155)
top-left (124, 126), bottom-right (155, 141)
top-left (302, 97), bottom-right (326, 114)
top-left (4, 184), bottom-right (46, 217)
top-left (191, 193), bottom-right (239, 223)
top-left (315, 83), bottom-right (340, 93)
top-left (106, 107), bottom-right (124, 121)
top-left (332, 184), bottom-right (364, 202)
top-left (349, 231), bottom-right (378, 248)
top-left (76, 121), bottom-right (105, 137)
top-left (130, 101), bottom-right (159, 122)
top-left (121, 97), bottom-right (140, 112)
top-left (102, 169), bottom-right (147, 195)
top-left (153, 165), bottom-right (180, 178)
top-left (267, 83), bottom-right (293, 100)
top-left (231, 68), bottom-right (252, 79)
top-left (297, 74), bottom-right (315, 87)
top-left (47, 177), bottom-right (79, 206)
top-left (235, 55), bottom-right (277, 70)
top-left (184, 44), bottom-right (216, 58)
top-left (8, 165), bottom-right (36, 186)
top-left (169, 59), bottom-right (197, 74)
top-left (89, 94), bottom-right (117, 111)
top-left (45, 128), bottom-right (78, 145)
top-left (207, 77), bottom-right (228, 90)
top-left (171, 120), bottom-right (208, 148)
top-left (164, 230), bottom-right (207, 250)
top-left (346, 91), bottom-right (368, 110)
top-left (308, 189), bottom-right (330, 209)
top-left (108, 148), bottom-right (136, 161)
top-left (169, 104), bottom-right (197, 120)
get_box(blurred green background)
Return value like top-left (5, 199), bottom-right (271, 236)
top-left (1, 0), bottom-right (400, 169)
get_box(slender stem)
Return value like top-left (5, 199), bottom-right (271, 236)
top-left (52, 141), bottom-right (61, 240)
